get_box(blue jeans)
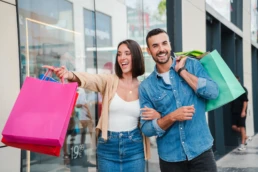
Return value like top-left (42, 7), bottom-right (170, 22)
top-left (97, 128), bottom-right (145, 172)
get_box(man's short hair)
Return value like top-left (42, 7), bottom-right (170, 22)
top-left (146, 28), bottom-right (168, 47)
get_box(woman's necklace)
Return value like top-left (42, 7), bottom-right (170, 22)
top-left (121, 79), bottom-right (134, 94)
top-left (129, 82), bottom-right (133, 94)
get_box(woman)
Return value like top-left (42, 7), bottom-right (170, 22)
top-left (43, 39), bottom-right (160, 172)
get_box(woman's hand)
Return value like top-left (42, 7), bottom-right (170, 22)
top-left (141, 106), bottom-right (161, 120)
top-left (42, 65), bottom-right (71, 80)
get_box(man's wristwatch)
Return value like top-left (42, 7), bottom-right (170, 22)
top-left (177, 67), bottom-right (187, 76)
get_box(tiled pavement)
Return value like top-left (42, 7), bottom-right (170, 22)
top-left (147, 134), bottom-right (258, 172)
top-left (217, 134), bottom-right (258, 172)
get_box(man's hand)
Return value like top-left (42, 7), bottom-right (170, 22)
top-left (141, 106), bottom-right (161, 120)
top-left (241, 111), bottom-right (246, 118)
top-left (175, 55), bottom-right (187, 72)
top-left (170, 105), bottom-right (195, 121)
top-left (156, 105), bottom-right (195, 131)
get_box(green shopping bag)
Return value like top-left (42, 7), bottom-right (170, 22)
top-left (200, 50), bottom-right (245, 111)
top-left (175, 50), bottom-right (204, 58)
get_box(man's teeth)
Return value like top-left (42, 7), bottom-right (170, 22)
top-left (158, 53), bottom-right (166, 57)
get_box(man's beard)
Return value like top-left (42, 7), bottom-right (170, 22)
top-left (152, 51), bottom-right (170, 64)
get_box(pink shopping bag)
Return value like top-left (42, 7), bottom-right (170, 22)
top-left (1, 137), bottom-right (61, 157)
top-left (2, 76), bottom-right (78, 147)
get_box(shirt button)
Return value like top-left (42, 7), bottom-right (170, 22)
top-left (173, 90), bottom-right (176, 92)
top-left (180, 128), bottom-right (183, 130)
top-left (182, 142), bottom-right (184, 144)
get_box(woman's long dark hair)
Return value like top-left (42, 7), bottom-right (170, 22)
top-left (115, 39), bottom-right (145, 78)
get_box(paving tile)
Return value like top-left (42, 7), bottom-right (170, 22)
top-left (217, 134), bottom-right (258, 171)
top-left (218, 167), bottom-right (258, 172)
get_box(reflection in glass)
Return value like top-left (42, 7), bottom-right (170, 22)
top-left (62, 88), bottom-right (97, 172)
top-left (19, 0), bottom-right (76, 83)
top-left (18, 0), bottom-right (167, 171)
top-left (18, 0), bottom-right (98, 171)
top-left (206, 0), bottom-right (243, 29)
top-left (126, 0), bottom-right (145, 46)
top-left (143, 0), bottom-right (167, 78)
top-left (206, 0), bottom-right (231, 21)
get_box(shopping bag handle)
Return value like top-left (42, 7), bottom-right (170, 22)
top-left (41, 69), bottom-right (52, 81)
top-left (41, 69), bottom-right (65, 84)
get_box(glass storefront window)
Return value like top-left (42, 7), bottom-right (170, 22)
top-left (143, 0), bottom-right (167, 78)
top-left (19, 0), bottom-right (75, 83)
top-left (206, 0), bottom-right (231, 21)
top-left (206, 0), bottom-right (243, 30)
top-left (17, 0), bottom-right (167, 171)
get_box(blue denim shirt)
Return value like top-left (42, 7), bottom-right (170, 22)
top-left (139, 57), bottom-right (219, 162)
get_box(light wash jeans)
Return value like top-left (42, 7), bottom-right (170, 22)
top-left (97, 128), bottom-right (145, 172)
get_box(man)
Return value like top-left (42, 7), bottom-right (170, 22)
top-left (139, 28), bottom-right (219, 172)
top-left (231, 76), bottom-right (250, 151)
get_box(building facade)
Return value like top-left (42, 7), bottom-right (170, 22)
top-left (0, 0), bottom-right (257, 171)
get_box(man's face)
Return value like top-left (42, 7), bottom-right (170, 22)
top-left (147, 33), bottom-right (171, 64)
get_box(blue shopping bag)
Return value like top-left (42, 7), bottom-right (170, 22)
top-left (39, 74), bottom-right (58, 82)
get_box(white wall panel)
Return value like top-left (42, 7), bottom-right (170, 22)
top-left (1, 0), bottom-right (16, 5)
top-left (186, 0), bottom-right (205, 12)
top-left (0, 1), bottom-right (20, 147)
top-left (243, 70), bottom-right (254, 136)
top-left (243, 0), bottom-right (254, 136)
top-left (243, 1), bottom-right (251, 44)
top-left (182, 0), bottom-right (206, 52)
top-left (0, 147), bottom-right (21, 172)
top-left (0, 1), bottom-right (21, 172)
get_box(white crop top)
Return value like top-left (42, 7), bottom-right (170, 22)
top-left (108, 93), bottom-right (140, 131)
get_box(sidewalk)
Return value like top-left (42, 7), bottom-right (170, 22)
top-left (217, 134), bottom-right (258, 172)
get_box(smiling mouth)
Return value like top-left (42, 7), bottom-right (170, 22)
top-left (157, 52), bottom-right (168, 57)
top-left (121, 62), bottom-right (129, 67)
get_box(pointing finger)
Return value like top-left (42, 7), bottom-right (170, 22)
top-left (42, 65), bottom-right (55, 70)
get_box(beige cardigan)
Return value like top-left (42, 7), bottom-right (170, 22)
top-left (73, 72), bottom-right (151, 160)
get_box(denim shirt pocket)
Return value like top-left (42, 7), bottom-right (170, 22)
top-left (150, 91), bottom-right (168, 113)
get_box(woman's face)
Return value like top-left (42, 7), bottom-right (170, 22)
top-left (117, 43), bottom-right (132, 75)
